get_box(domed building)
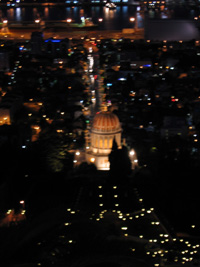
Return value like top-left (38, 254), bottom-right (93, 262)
top-left (86, 110), bottom-right (122, 170)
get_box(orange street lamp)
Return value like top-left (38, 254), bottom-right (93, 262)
top-left (129, 17), bottom-right (135, 22)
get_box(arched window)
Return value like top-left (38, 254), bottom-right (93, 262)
top-left (95, 139), bottom-right (98, 147)
top-left (104, 138), bottom-right (108, 148)
top-left (109, 137), bottom-right (113, 148)
top-left (99, 139), bottom-right (103, 148)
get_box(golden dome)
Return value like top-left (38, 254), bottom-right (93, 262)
top-left (92, 111), bottom-right (121, 134)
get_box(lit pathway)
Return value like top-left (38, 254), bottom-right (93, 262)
top-left (63, 181), bottom-right (200, 267)
top-left (87, 52), bottom-right (102, 117)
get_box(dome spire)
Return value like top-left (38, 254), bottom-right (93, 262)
top-left (101, 93), bottom-right (108, 112)
top-left (101, 104), bottom-right (108, 112)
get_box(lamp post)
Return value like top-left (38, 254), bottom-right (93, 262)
top-left (129, 149), bottom-right (138, 170)
top-left (35, 19), bottom-right (40, 24)
top-left (129, 17), bottom-right (135, 23)
top-left (20, 200), bottom-right (25, 209)
top-left (2, 19), bottom-right (8, 33)
top-left (66, 18), bottom-right (72, 23)
top-left (129, 16), bottom-right (138, 31)
top-left (129, 17), bottom-right (135, 33)
top-left (98, 18), bottom-right (103, 30)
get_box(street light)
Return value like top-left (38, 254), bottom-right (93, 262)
top-left (129, 149), bottom-right (138, 169)
top-left (2, 19), bottom-right (9, 34)
top-left (129, 16), bottom-right (138, 32)
top-left (35, 19), bottom-right (40, 24)
top-left (129, 149), bottom-right (135, 156)
top-left (20, 200), bottom-right (25, 209)
top-left (129, 17), bottom-right (135, 22)
top-left (90, 157), bottom-right (95, 163)
top-left (66, 18), bottom-right (72, 23)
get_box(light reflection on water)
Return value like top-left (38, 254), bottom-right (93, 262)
top-left (16, 7), bottom-right (21, 21)
top-left (1, 6), bottom-right (138, 24)
top-left (1, 5), bottom-right (200, 40)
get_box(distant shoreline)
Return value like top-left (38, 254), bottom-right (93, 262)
top-left (0, 2), bottom-right (139, 8)
top-left (0, 28), bottom-right (145, 41)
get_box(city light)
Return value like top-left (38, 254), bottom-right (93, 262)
top-left (129, 17), bottom-right (135, 22)
top-left (90, 157), bottom-right (95, 163)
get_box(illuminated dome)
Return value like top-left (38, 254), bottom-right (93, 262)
top-left (86, 111), bottom-right (122, 170)
top-left (92, 111), bottom-right (121, 134)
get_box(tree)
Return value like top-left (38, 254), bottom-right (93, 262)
top-left (36, 131), bottom-right (74, 174)
top-left (109, 139), bottom-right (132, 185)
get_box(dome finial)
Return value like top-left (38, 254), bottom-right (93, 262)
top-left (101, 94), bottom-right (108, 112)
top-left (101, 103), bottom-right (108, 112)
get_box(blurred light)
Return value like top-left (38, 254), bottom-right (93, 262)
top-left (129, 17), bottom-right (135, 22)
top-left (129, 149), bottom-right (135, 156)
top-left (90, 157), bottom-right (95, 163)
